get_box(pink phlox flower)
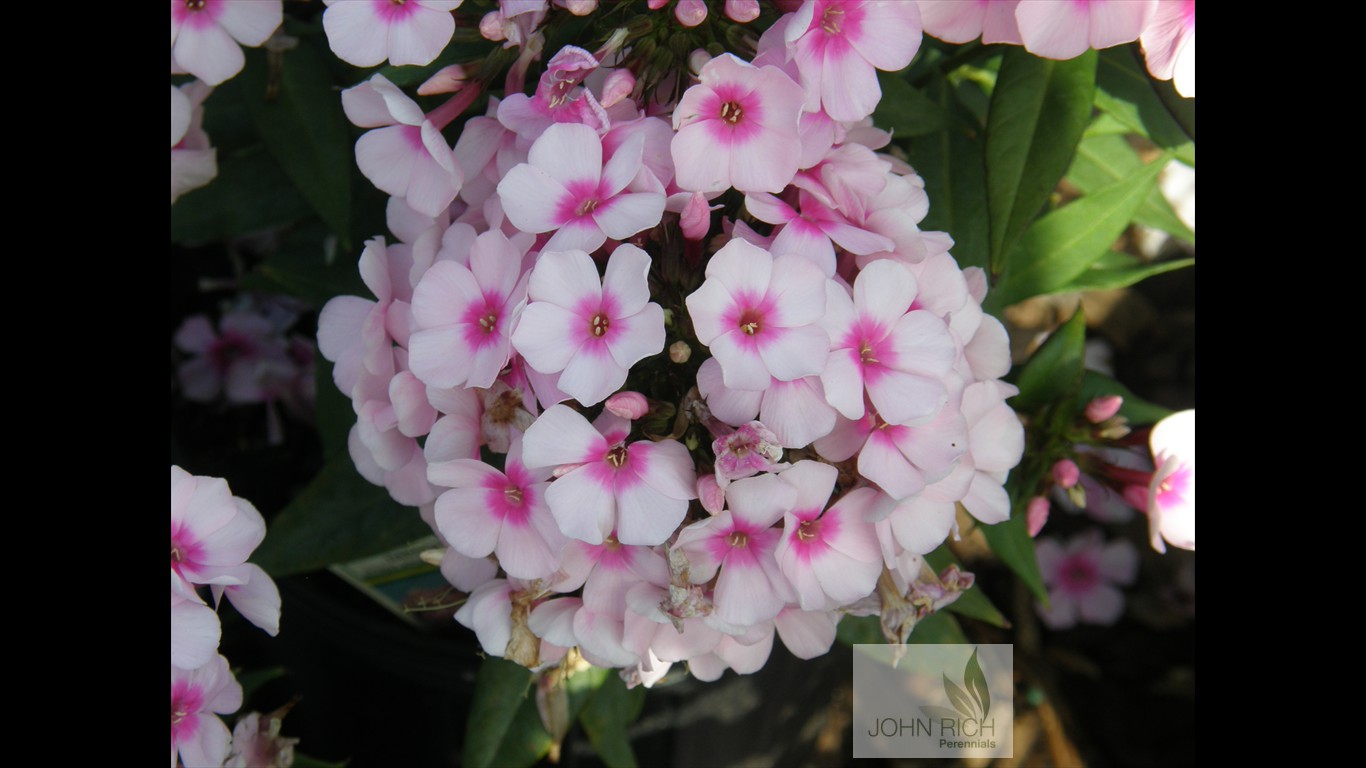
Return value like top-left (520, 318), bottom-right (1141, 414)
top-left (175, 309), bottom-right (293, 404)
top-left (171, 0), bottom-right (282, 85)
top-left (322, 0), bottom-right (462, 68)
top-left (1015, 0), bottom-right (1157, 60)
top-left (171, 593), bottom-right (221, 671)
top-left (1036, 530), bottom-right (1138, 629)
top-left (671, 53), bottom-right (807, 195)
top-left (479, 380), bottom-right (539, 453)
top-left (819, 260), bottom-right (955, 425)
top-left (1140, 0), bottom-right (1194, 97)
top-left (225, 709), bottom-right (300, 768)
top-left (342, 74), bottom-right (463, 218)
top-left (604, 116), bottom-right (678, 191)
top-left (171, 466), bottom-right (267, 600)
top-left (550, 535), bottom-right (670, 615)
top-left (453, 97), bottom-right (526, 207)
top-left (698, 358), bottom-right (838, 449)
top-left (511, 245), bottom-right (665, 406)
top-left (917, 0), bottom-right (1023, 45)
top-left (409, 230), bottom-right (530, 390)
top-left (522, 406), bottom-right (697, 545)
top-left (499, 124), bottom-right (665, 254)
top-left (957, 380), bottom-right (1025, 525)
top-left (745, 189), bottom-right (894, 278)
top-left (870, 464), bottom-right (973, 554)
top-left (774, 462), bottom-right (882, 611)
top-left (814, 396), bottom-right (968, 501)
top-left (171, 81), bottom-right (218, 204)
top-left (784, 0), bottom-right (924, 122)
top-left (712, 421), bottom-right (788, 485)
top-left (429, 434), bottom-right (567, 579)
top-left (172, 655), bottom-right (243, 768)
top-left (684, 624), bottom-right (776, 681)
top-left (498, 46), bottom-right (611, 138)
top-left (686, 238), bottom-right (831, 391)
top-left (211, 563), bottom-right (282, 637)
top-left (674, 473), bottom-right (798, 627)
top-left (1148, 409), bottom-right (1194, 552)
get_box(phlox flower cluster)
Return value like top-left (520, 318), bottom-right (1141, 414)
top-left (171, 467), bottom-right (282, 768)
top-left (318, 0), bottom-right (1025, 684)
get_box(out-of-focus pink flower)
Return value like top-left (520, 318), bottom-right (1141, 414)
top-left (322, 0), bottom-right (462, 68)
top-left (225, 708), bottom-right (300, 768)
top-left (1085, 394), bottom-right (1124, 423)
top-left (1052, 459), bottom-right (1080, 489)
top-left (171, 0), bottom-right (282, 85)
top-left (1148, 409), bottom-right (1194, 551)
top-left (1036, 530), bottom-right (1138, 629)
top-left (672, 54), bottom-right (806, 194)
top-left (174, 310), bottom-right (293, 404)
top-left (171, 655), bottom-right (243, 768)
top-left (1141, 0), bottom-right (1195, 97)
top-left (511, 245), bottom-right (665, 406)
top-left (1015, 0), bottom-right (1156, 60)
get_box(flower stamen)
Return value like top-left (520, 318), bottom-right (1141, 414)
top-left (590, 312), bottom-right (611, 337)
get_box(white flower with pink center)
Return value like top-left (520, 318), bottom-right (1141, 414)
top-left (674, 473), bottom-right (797, 627)
top-left (815, 398), bottom-right (968, 501)
top-left (511, 245), bottom-right (665, 407)
top-left (697, 358), bottom-right (838, 450)
top-left (1148, 409), bottom-right (1194, 552)
top-left (774, 462), bottom-right (882, 611)
top-left (171, 0), bottom-right (282, 85)
top-left (498, 123), bottom-right (666, 253)
top-left (685, 238), bottom-right (830, 392)
top-left (409, 230), bottom-right (529, 390)
top-left (322, 0), bottom-right (463, 68)
top-left (522, 406), bottom-right (697, 546)
top-left (171, 466), bottom-right (266, 600)
top-left (172, 655), bottom-right (243, 768)
top-left (1036, 530), bottom-right (1138, 629)
top-left (670, 53), bottom-right (806, 195)
top-left (821, 260), bottom-right (956, 425)
top-left (429, 435), bottom-right (566, 579)
top-left (784, 0), bottom-right (924, 122)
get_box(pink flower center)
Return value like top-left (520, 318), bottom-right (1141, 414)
top-left (576, 198), bottom-right (600, 217)
top-left (605, 444), bottom-right (629, 468)
top-left (171, 544), bottom-right (184, 565)
top-left (859, 341), bottom-right (879, 365)
top-left (727, 531), bottom-right (749, 548)
top-left (719, 100), bottom-right (745, 125)
top-left (821, 6), bottom-right (844, 34)
top-left (590, 312), bottom-right (611, 337)
top-left (184, 0), bottom-right (206, 11)
top-left (1059, 557), bottom-right (1099, 593)
top-left (796, 519), bottom-right (820, 542)
top-left (737, 308), bottom-right (763, 335)
top-left (503, 486), bottom-right (523, 505)
top-left (477, 312), bottom-right (499, 334)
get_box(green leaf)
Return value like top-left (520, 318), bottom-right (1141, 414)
top-left (1058, 251), bottom-right (1195, 294)
top-left (1094, 47), bottom-right (1194, 162)
top-left (873, 71), bottom-right (949, 138)
top-left (943, 673), bottom-right (975, 719)
top-left (251, 454), bottom-right (430, 578)
top-left (1012, 308), bottom-right (1087, 413)
top-left (239, 42), bottom-right (353, 248)
top-left (312, 354), bottom-right (352, 461)
top-left (234, 667), bottom-right (287, 702)
top-left (836, 614), bottom-right (884, 646)
top-left (240, 221), bottom-right (368, 308)
top-left (925, 548), bottom-right (1009, 628)
top-left (964, 649), bottom-right (990, 720)
top-left (489, 688), bottom-right (554, 768)
top-left (981, 514), bottom-right (1046, 602)
top-left (985, 48), bottom-right (1097, 274)
top-left (911, 611), bottom-right (969, 644)
top-left (905, 80), bottom-right (990, 272)
top-left (1068, 136), bottom-right (1193, 243)
top-left (463, 657), bottom-right (539, 768)
top-left (988, 152), bottom-right (1164, 309)
top-left (579, 672), bottom-right (646, 768)
top-left (1080, 370), bottom-right (1173, 427)
top-left (171, 143), bottom-right (314, 243)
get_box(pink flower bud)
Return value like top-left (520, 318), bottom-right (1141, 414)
top-left (669, 340), bottom-right (691, 363)
top-left (697, 474), bottom-right (725, 515)
top-left (1121, 484), bottom-right (1150, 512)
top-left (480, 11), bottom-right (508, 42)
top-left (1051, 459), bottom-right (1080, 489)
top-left (724, 0), bottom-right (760, 23)
top-left (688, 49), bottom-right (712, 76)
top-left (600, 69), bottom-right (636, 108)
top-left (680, 191), bottom-right (715, 240)
top-left (1026, 496), bottom-right (1050, 537)
top-left (605, 391), bottom-right (649, 421)
top-left (556, 0), bottom-right (597, 16)
top-left (418, 64), bottom-right (469, 96)
top-left (648, 0), bottom-right (669, 9)
top-left (675, 0), bottom-right (708, 27)
top-left (1085, 395), bottom-right (1123, 423)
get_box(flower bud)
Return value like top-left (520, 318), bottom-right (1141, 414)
top-left (605, 391), bottom-right (650, 420)
top-left (724, 0), bottom-right (760, 23)
top-left (697, 474), bottom-right (725, 515)
top-left (675, 0), bottom-right (707, 27)
top-left (1051, 459), bottom-right (1080, 489)
top-left (1085, 395), bottom-right (1123, 423)
top-left (480, 11), bottom-right (508, 42)
top-left (669, 340), bottom-right (691, 363)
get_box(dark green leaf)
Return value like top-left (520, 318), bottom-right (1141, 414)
top-left (1058, 252), bottom-right (1195, 294)
top-left (985, 48), bottom-right (1097, 274)
top-left (1080, 370), bottom-right (1173, 427)
top-left (239, 42), bottom-right (353, 248)
top-left (906, 80), bottom-right (990, 272)
top-left (964, 649), bottom-right (990, 720)
top-left (1094, 47), bottom-right (1194, 160)
top-left (988, 152), bottom-right (1164, 308)
top-left (234, 667), bottom-right (287, 702)
top-left (489, 688), bottom-right (554, 768)
top-left (463, 657), bottom-right (538, 768)
top-left (251, 454), bottom-right (429, 578)
top-left (943, 674), bottom-right (975, 719)
top-left (836, 614), bottom-right (884, 646)
top-left (980, 514), bottom-right (1046, 601)
top-left (910, 611), bottom-right (968, 644)
top-left (171, 143), bottom-right (314, 243)
top-left (925, 548), bottom-right (1009, 628)
top-left (1012, 309), bottom-right (1087, 412)
top-left (241, 221), bottom-right (369, 308)
top-left (1068, 136), bottom-right (1193, 243)
top-left (873, 71), bottom-right (949, 138)
top-left (579, 672), bottom-right (646, 768)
